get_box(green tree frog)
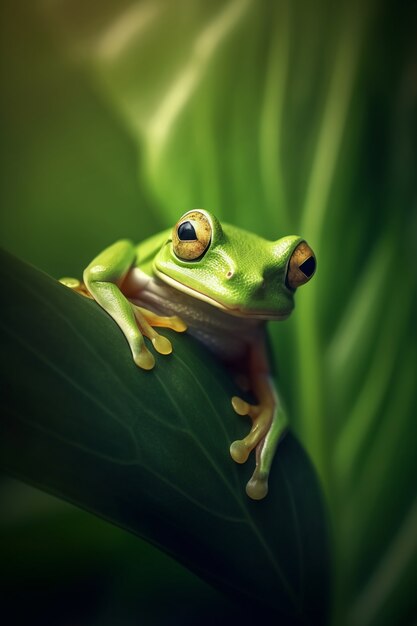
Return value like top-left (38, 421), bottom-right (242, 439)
top-left (61, 210), bottom-right (316, 500)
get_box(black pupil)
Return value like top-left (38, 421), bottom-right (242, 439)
top-left (299, 256), bottom-right (316, 277)
top-left (178, 221), bottom-right (197, 241)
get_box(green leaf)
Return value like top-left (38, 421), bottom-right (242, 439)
top-left (0, 250), bottom-right (330, 625)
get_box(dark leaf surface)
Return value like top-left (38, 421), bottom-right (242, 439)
top-left (0, 250), bottom-right (330, 625)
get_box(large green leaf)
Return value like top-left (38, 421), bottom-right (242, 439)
top-left (0, 250), bottom-right (330, 625)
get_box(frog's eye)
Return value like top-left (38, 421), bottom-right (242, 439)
top-left (286, 241), bottom-right (316, 289)
top-left (172, 210), bottom-right (212, 261)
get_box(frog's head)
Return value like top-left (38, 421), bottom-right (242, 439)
top-left (153, 209), bottom-right (316, 320)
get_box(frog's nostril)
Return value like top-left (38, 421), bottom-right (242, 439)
top-left (286, 242), bottom-right (316, 289)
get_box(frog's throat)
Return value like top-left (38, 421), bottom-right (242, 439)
top-left (153, 268), bottom-right (290, 321)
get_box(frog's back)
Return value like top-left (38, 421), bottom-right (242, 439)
top-left (135, 228), bottom-right (171, 276)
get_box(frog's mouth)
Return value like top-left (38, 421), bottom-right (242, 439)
top-left (153, 269), bottom-right (292, 321)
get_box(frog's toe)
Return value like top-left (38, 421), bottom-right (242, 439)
top-left (134, 306), bottom-right (187, 333)
top-left (152, 335), bottom-right (172, 355)
top-left (134, 347), bottom-right (155, 370)
top-left (246, 471), bottom-right (269, 500)
top-left (59, 277), bottom-right (92, 298)
top-left (60, 277), bottom-right (81, 289)
top-left (230, 439), bottom-right (250, 464)
top-left (231, 396), bottom-right (251, 416)
top-left (169, 316), bottom-right (187, 332)
top-left (134, 307), bottom-right (174, 358)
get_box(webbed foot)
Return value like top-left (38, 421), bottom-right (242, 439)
top-left (132, 305), bottom-right (187, 361)
top-left (60, 277), bottom-right (187, 369)
top-left (230, 378), bottom-right (288, 500)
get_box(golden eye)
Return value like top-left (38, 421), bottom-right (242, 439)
top-left (172, 210), bottom-right (212, 261)
top-left (286, 241), bottom-right (316, 289)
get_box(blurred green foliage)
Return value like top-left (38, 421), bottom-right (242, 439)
top-left (1, 0), bottom-right (416, 625)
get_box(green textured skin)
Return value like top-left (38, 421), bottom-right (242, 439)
top-left (142, 211), bottom-right (302, 317)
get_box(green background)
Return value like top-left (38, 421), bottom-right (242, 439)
top-left (1, 0), bottom-right (416, 624)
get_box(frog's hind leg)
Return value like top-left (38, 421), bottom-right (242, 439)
top-left (230, 382), bottom-right (272, 464)
top-left (231, 378), bottom-right (288, 500)
top-left (230, 340), bottom-right (288, 500)
top-left (247, 391), bottom-right (288, 500)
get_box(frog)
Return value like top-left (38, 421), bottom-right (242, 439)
top-left (60, 209), bottom-right (316, 500)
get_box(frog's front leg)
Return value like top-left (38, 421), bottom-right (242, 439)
top-left (230, 340), bottom-right (288, 500)
top-left (80, 240), bottom-right (185, 370)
